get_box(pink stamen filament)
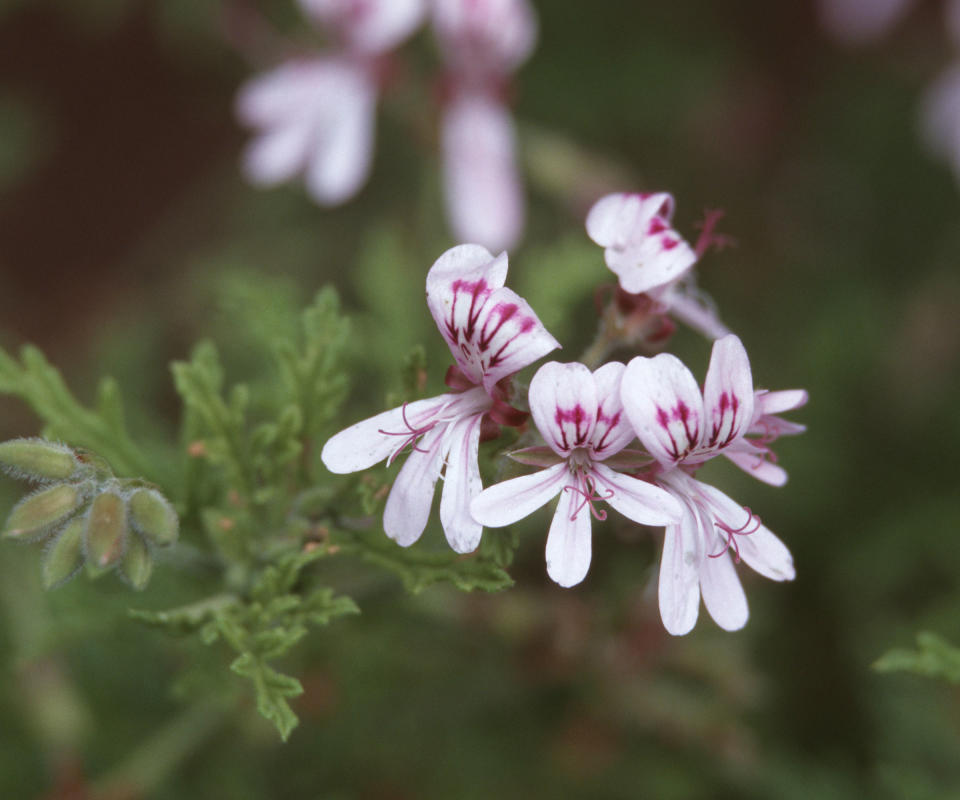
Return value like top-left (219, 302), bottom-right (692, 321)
top-left (563, 474), bottom-right (614, 522)
top-left (377, 403), bottom-right (438, 466)
top-left (709, 506), bottom-right (762, 563)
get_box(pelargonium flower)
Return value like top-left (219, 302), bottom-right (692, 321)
top-left (471, 361), bottom-right (682, 588)
top-left (433, 0), bottom-right (537, 252)
top-left (236, 0), bottom-right (423, 205)
top-left (586, 192), bottom-right (731, 340)
top-left (620, 334), bottom-right (800, 635)
top-left (321, 244), bottom-right (558, 553)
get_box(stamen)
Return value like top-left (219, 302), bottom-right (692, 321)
top-left (693, 208), bottom-right (736, 259)
top-left (377, 403), bottom-right (437, 466)
top-left (563, 474), bottom-right (614, 522)
top-left (709, 506), bottom-right (762, 563)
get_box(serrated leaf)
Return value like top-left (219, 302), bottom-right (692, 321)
top-left (229, 653), bottom-right (303, 741)
top-left (874, 632), bottom-right (960, 682)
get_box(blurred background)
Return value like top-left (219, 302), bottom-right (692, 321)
top-left (1, 0), bottom-right (960, 798)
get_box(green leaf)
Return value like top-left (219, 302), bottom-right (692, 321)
top-left (229, 653), bottom-right (303, 741)
top-left (129, 594), bottom-right (241, 636)
top-left (874, 632), bottom-right (960, 683)
top-left (0, 345), bottom-right (156, 483)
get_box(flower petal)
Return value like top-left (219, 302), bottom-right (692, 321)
top-left (754, 389), bottom-right (809, 417)
top-left (432, 0), bottom-right (537, 74)
top-left (242, 123), bottom-right (313, 186)
top-left (699, 547), bottom-right (749, 632)
top-left (662, 286), bottom-right (731, 340)
top-left (235, 61), bottom-right (327, 127)
top-left (441, 92), bottom-right (524, 253)
top-left (545, 484), bottom-right (593, 587)
top-left (697, 481), bottom-right (795, 582)
top-left (470, 463), bottom-right (567, 527)
top-left (529, 362), bottom-right (598, 457)
top-left (922, 64), bottom-right (960, 169)
top-left (320, 394), bottom-right (452, 473)
top-left (382, 426), bottom-right (445, 547)
top-left (723, 448), bottom-right (789, 487)
top-left (588, 362), bottom-right (636, 459)
top-left (439, 413), bottom-right (484, 553)
top-left (658, 498), bottom-right (703, 636)
top-left (303, 65), bottom-right (377, 205)
top-left (701, 334), bottom-right (754, 451)
top-left (585, 192), bottom-right (672, 249)
top-left (621, 354), bottom-right (703, 467)
top-left (591, 463), bottom-right (682, 526)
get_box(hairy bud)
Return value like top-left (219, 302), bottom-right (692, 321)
top-left (42, 518), bottom-right (86, 589)
top-left (85, 491), bottom-right (127, 569)
top-left (128, 488), bottom-right (178, 547)
top-left (0, 438), bottom-right (79, 482)
top-left (4, 484), bottom-right (84, 540)
top-left (119, 533), bottom-right (152, 590)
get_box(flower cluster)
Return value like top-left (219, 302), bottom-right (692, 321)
top-left (322, 192), bottom-right (807, 635)
top-left (236, 0), bottom-right (535, 251)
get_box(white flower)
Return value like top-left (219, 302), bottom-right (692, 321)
top-left (471, 361), bottom-right (681, 587)
top-left (321, 244), bottom-right (558, 553)
top-left (621, 334), bottom-right (801, 634)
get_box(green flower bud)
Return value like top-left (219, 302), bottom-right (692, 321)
top-left (119, 533), bottom-right (152, 590)
top-left (85, 491), bottom-right (126, 569)
top-left (0, 438), bottom-right (79, 482)
top-left (4, 484), bottom-right (83, 540)
top-left (128, 488), bottom-right (178, 547)
top-left (42, 518), bottom-right (85, 589)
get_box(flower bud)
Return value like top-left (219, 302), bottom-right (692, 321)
top-left (85, 491), bottom-right (126, 569)
top-left (0, 438), bottom-right (79, 482)
top-left (127, 488), bottom-right (178, 547)
top-left (42, 518), bottom-right (85, 589)
top-left (119, 533), bottom-right (152, 590)
top-left (4, 484), bottom-right (83, 540)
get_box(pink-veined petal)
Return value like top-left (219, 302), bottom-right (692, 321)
top-left (382, 425), bottom-right (445, 546)
top-left (439, 413), bottom-right (484, 553)
top-left (426, 246), bottom-right (559, 392)
top-left (589, 362), bottom-right (635, 459)
top-left (723, 448), bottom-right (789, 487)
top-left (303, 65), bottom-right (377, 205)
top-left (658, 498), bottom-right (704, 636)
top-left (697, 481), bottom-right (795, 582)
top-left (699, 544), bottom-right (749, 632)
top-left (432, 0), bottom-right (537, 75)
top-left (529, 362), bottom-right (598, 457)
top-left (591, 463), bottom-right (682, 526)
top-left (612, 232), bottom-right (696, 296)
top-left (817, 0), bottom-right (913, 44)
top-left (545, 484), bottom-right (592, 587)
top-left (470, 463), bottom-right (568, 527)
top-left (585, 192), bottom-right (673, 249)
top-left (441, 92), bottom-right (524, 253)
top-left (621, 354), bottom-right (703, 467)
top-left (702, 334), bottom-right (754, 451)
top-left (320, 394), bottom-right (453, 473)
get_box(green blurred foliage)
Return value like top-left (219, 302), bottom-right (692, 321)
top-left (1, 0), bottom-right (959, 798)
